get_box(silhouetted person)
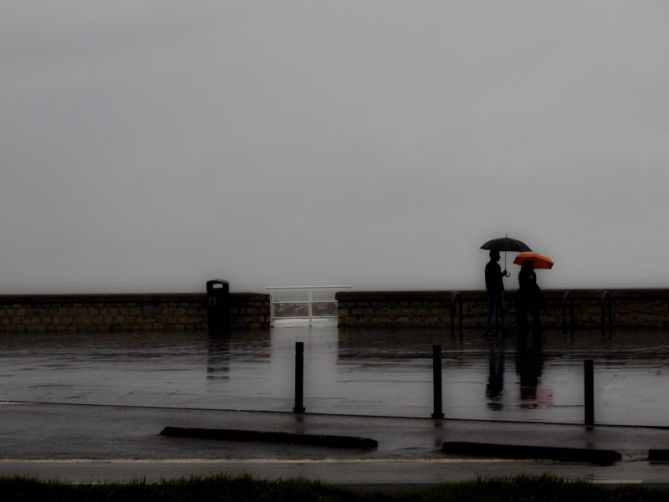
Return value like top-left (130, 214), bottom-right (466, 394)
top-left (485, 249), bottom-right (508, 333)
top-left (516, 261), bottom-right (542, 332)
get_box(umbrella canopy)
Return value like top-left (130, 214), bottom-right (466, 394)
top-left (480, 236), bottom-right (532, 252)
top-left (513, 252), bottom-right (554, 270)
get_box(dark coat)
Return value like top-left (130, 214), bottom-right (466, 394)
top-left (517, 268), bottom-right (542, 310)
top-left (485, 261), bottom-right (504, 295)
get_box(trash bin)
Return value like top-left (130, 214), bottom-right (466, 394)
top-left (207, 279), bottom-right (230, 334)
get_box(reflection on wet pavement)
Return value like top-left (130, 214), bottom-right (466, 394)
top-left (1, 324), bottom-right (669, 426)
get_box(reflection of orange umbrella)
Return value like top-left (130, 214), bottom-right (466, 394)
top-left (513, 252), bottom-right (554, 269)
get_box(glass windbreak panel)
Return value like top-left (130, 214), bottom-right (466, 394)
top-left (311, 301), bottom-right (337, 317)
top-left (272, 289), bottom-right (337, 318)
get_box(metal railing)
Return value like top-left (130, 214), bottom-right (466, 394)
top-left (267, 285), bottom-right (352, 327)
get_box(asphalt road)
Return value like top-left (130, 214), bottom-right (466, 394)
top-left (2, 401), bottom-right (669, 485)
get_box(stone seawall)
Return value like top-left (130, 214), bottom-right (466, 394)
top-left (336, 289), bottom-right (669, 329)
top-left (3, 289), bottom-right (668, 333)
top-left (0, 293), bottom-right (270, 333)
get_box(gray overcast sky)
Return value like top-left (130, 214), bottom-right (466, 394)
top-left (2, 1), bottom-right (669, 293)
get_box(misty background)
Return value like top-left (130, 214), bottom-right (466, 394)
top-left (2, 1), bottom-right (668, 294)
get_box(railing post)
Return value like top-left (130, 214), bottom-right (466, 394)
top-left (308, 290), bottom-right (313, 327)
top-left (293, 342), bottom-right (305, 413)
top-left (269, 291), bottom-right (275, 327)
top-left (432, 344), bottom-right (444, 419)
top-left (601, 291), bottom-right (612, 337)
top-left (459, 297), bottom-right (463, 336)
top-left (562, 291), bottom-right (574, 336)
top-left (584, 359), bottom-right (594, 426)
top-left (451, 292), bottom-right (463, 337)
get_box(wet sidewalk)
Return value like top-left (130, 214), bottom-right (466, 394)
top-left (3, 327), bottom-right (669, 426)
top-left (2, 401), bottom-right (669, 485)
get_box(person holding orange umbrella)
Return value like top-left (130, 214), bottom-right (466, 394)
top-left (514, 252), bottom-right (553, 333)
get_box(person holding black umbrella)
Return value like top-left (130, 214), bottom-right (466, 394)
top-left (484, 249), bottom-right (509, 334)
top-left (480, 236), bottom-right (532, 334)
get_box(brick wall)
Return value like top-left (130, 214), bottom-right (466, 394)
top-left (0, 293), bottom-right (270, 333)
top-left (336, 289), bottom-right (669, 329)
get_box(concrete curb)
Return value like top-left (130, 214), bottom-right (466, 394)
top-left (442, 441), bottom-right (622, 466)
top-left (648, 450), bottom-right (669, 463)
top-left (160, 427), bottom-right (378, 449)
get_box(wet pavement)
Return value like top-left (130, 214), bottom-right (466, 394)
top-left (2, 323), bottom-right (669, 426)
top-left (4, 324), bottom-right (669, 484)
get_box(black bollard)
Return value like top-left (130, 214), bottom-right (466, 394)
top-left (293, 342), bottom-right (305, 413)
top-left (432, 344), bottom-right (444, 419)
top-left (584, 359), bottom-right (594, 426)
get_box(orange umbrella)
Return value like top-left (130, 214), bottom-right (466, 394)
top-left (513, 252), bottom-right (554, 270)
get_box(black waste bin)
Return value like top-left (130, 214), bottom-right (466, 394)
top-left (207, 280), bottom-right (230, 334)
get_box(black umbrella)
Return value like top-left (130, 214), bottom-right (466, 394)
top-left (480, 236), bottom-right (532, 252)
top-left (480, 235), bottom-right (532, 271)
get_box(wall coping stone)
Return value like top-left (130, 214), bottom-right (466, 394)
top-left (337, 289), bottom-right (669, 301)
top-left (0, 292), bottom-right (267, 305)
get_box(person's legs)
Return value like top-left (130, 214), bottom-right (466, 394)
top-left (531, 308), bottom-right (541, 333)
top-left (498, 294), bottom-right (508, 330)
top-left (516, 304), bottom-right (527, 332)
top-left (486, 293), bottom-right (507, 333)
top-left (485, 294), bottom-right (496, 332)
